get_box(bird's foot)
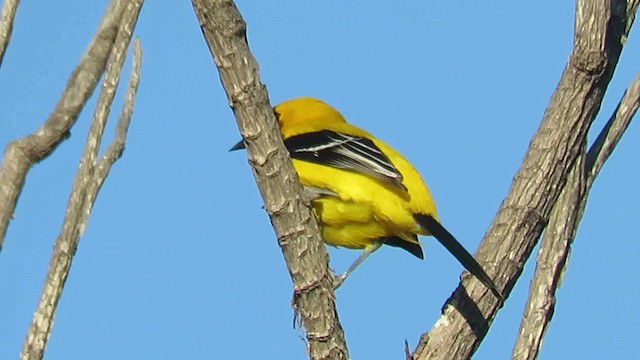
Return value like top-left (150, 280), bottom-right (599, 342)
top-left (301, 186), bottom-right (337, 206)
top-left (333, 273), bottom-right (347, 289)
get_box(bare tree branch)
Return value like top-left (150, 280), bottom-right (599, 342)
top-left (0, 0), bottom-right (20, 69)
top-left (191, 1), bottom-right (348, 359)
top-left (0, 0), bottom-right (128, 250)
top-left (413, 1), bottom-right (638, 359)
top-left (511, 151), bottom-right (587, 360)
top-left (19, 3), bottom-right (143, 359)
top-left (97, 38), bottom-right (140, 176)
top-left (512, 73), bottom-right (640, 360)
top-left (586, 73), bottom-right (640, 179)
top-left (623, 1), bottom-right (640, 35)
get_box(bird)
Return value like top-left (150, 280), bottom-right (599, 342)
top-left (231, 97), bottom-right (503, 301)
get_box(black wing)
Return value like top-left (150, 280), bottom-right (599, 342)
top-left (284, 130), bottom-right (407, 191)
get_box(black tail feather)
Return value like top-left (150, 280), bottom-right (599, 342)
top-left (414, 214), bottom-right (504, 302)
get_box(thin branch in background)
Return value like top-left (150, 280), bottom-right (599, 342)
top-left (191, 1), bottom-right (348, 359)
top-left (0, 0), bottom-right (127, 251)
top-left (19, 4), bottom-right (143, 360)
top-left (0, 0), bottom-right (20, 69)
top-left (98, 38), bottom-right (140, 175)
top-left (413, 1), bottom-right (638, 359)
top-left (511, 151), bottom-right (587, 360)
top-left (512, 73), bottom-right (640, 360)
top-left (586, 73), bottom-right (640, 180)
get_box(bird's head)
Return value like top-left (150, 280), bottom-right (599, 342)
top-left (273, 97), bottom-right (347, 132)
top-left (230, 97), bottom-right (346, 151)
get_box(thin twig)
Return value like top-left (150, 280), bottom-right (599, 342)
top-left (586, 73), bottom-right (640, 181)
top-left (512, 73), bottom-right (640, 360)
top-left (98, 37), bottom-right (141, 175)
top-left (19, 3), bottom-right (143, 359)
top-left (0, 0), bottom-right (126, 250)
top-left (0, 0), bottom-right (20, 69)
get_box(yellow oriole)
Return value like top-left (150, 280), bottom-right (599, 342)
top-left (232, 97), bottom-right (503, 300)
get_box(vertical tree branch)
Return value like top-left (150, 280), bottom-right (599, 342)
top-left (512, 73), bottom-right (640, 360)
top-left (413, 1), bottom-right (638, 359)
top-left (0, 0), bottom-right (127, 251)
top-left (0, 0), bottom-right (20, 69)
top-left (20, 2), bottom-right (143, 359)
top-left (191, 1), bottom-right (349, 359)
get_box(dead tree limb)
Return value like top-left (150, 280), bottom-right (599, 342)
top-left (19, 2), bottom-right (143, 359)
top-left (0, 0), bottom-right (20, 69)
top-left (0, 0), bottom-right (127, 250)
top-left (191, 1), bottom-right (349, 359)
top-left (512, 73), bottom-right (640, 360)
top-left (413, 1), bottom-right (638, 359)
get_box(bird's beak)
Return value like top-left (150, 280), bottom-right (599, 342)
top-left (229, 139), bottom-right (246, 151)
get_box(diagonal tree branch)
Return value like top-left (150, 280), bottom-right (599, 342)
top-left (191, 1), bottom-right (348, 359)
top-left (413, 1), bottom-right (638, 359)
top-left (585, 74), bottom-right (640, 178)
top-left (19, 2), bottom-right (143, 359)
top-left (511, 149), bottom-right (588, 360)
top-left (0, 0), bottom-right (20, 69)
top-left (0, 0), bottom-right (128, 251)
top-left (512, 73), bottom-right (640, 360)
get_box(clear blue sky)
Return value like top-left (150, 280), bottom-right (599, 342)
top-left (1, 1), bottom-right (639, 359)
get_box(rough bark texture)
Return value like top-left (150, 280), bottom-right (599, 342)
top-left (0, 0), bottom-right (20, 68)
top-left (191, 1), bottom-right (349, 360)
top-left (19, 2), bottom-right (143, 359)
top-left (412, 1), bottom-right (637, 359)
top-left (511, 152), bottom-right (587, 360)
top-left (512, 73), bottom-right (640, 360)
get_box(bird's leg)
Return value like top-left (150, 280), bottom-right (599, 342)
top-left (334, 242), bottom-right (382, 289)
top-left (301, 186), bottom-right (337, 205)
